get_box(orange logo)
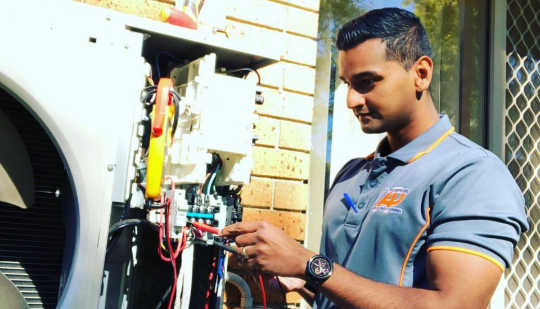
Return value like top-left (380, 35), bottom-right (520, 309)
top-left (375, 187), bottom-right (408, 208)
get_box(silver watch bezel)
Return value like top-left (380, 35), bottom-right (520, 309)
top-left (306, 254), bottom-right (333, 282)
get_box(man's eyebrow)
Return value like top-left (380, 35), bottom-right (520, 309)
top-left (350, 71), bottom-right (383, 81)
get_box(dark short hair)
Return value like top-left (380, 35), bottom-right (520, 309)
top-left (336, 8), bottom-right (432, 69)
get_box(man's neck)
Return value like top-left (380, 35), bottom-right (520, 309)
top-left (386, 96), bottom-right (439, 153)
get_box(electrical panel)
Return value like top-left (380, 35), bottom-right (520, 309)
top-left (114, 49), bottom-right (262, 309)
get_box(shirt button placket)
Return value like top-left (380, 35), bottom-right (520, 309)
top-left (368, 159), bottom-right (387, 187)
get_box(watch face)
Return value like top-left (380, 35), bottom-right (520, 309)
top-left (310, 256), bottom-right (331, 279)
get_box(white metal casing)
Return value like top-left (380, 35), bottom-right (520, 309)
top-left (168, 54), bottom-right (256, 185)
top-left (0, 1), bottom-right (146, 308)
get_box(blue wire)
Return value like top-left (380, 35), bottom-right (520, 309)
top-left (206, 172), bottom-right (217, 195)
top-left (205, 162), bottom-right (222, 195)
top-left (217, 251), bottom-right (224, 280)
top-left (213, 250), bottom-right (225, 309)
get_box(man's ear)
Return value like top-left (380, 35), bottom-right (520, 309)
top-left (412, 55), bottom-right (433, 92)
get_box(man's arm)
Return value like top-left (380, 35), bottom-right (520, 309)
top-left (221, 221), bottom-right (502, 309)
top-left (320, 250), bottom-right (501, 309)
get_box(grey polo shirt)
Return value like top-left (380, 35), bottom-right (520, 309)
top-left (314, 115), bottom-right (528, 309)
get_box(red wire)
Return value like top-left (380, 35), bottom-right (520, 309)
top-left (157, 184), bottom-right (189, 309)
top-left (204, 255), bottom-right (218, 309)
top-left (157, 223), bottom-right (172, 262)
top-left (175, 228), bottom-right (186, 255)
top-left (166, 201), bottom-right (178, 309)
top-left (191, 221), bottom-right (220, 235)
top-left (158, 226), bottom-right (185, 261)
top-left (157, 200), bottom-right (186, 262)
top-left (158, 205), bottom-right (171, 261)
top-left (258, 274), bottom-right (267, 309)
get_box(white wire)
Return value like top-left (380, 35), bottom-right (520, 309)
top-left (180, 245), bottom-right (194, 309)
top-left (216, 253), bottom-right (229, 308)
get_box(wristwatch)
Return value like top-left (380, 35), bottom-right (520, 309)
top-left (304, 254), bottom-right (333, 293)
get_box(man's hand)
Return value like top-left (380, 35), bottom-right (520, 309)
top-left (221, 221), bottom-right (314, 277)
top-left (276, 276), bottom-right (306, 293)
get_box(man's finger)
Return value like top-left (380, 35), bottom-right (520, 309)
top-left (240, 245), bottom-right (256, 259)
top-left (234, 232), bottom-right (258, 247)
top-left (221, 221), bottom-right (261, 237)
top-left (233, 245), bottom-right (248, 259)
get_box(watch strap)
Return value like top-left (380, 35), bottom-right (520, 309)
top-left (304, 280), bottom-right (320, 294)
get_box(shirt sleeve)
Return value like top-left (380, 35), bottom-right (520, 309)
top-left (426, 149), bottom-right (529, 271)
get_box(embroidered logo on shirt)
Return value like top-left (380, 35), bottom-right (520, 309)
top-left (376, 187), bottom-right (408, 207)
top-left (372, 187), bottom-right (409, 214)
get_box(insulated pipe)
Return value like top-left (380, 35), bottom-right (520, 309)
top-left (225, 272), bottom-right (253, 308)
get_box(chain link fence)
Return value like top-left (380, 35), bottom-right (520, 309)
top-left (504, 0), bottom-right (540, 308)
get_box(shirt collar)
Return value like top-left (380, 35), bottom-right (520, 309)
top-left (373, 114), bottom-right (455, 164)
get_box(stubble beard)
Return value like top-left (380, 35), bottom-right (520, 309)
top-left (358, 116), bottom-right (386, 134)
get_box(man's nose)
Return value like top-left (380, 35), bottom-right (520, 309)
top-left (346, 87), bottom-right (366, 110)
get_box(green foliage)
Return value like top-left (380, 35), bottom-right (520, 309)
top-left (318, 0), bottom-right (366, 42)
top-left (317, 0), bottom-right (468, 131)
top-left (404, 0), bottom-right (460, 122)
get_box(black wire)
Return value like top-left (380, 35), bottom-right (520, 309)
top-left (232, 185), bottom-right (243, 195)
top-left (142, 85), bottom-right (158, 92)
top-left (142, 87), bottom-right (180, 137)
top-left (147, 200), bottom-right (166, 210)
top-left (170, 89), bottom-right (180, 138)
top-left (203, 154), bottom-right (223, 194)
top-left (109, 219), bottom-right (157, 236)
top-left (140, 87), bottom-right (157, 106)
top-left (193, 240), bottom-right (240, 255)
top-left (170, 89), bottom-right (181, 102)
top-left (106, 219), bottom-right (158, 255)
top-left (154, 285), bottom-right (173, 309)
top-left (209, 155), bottom-right (223, 194)
top-left (223, 68), bottom-right (261, 85)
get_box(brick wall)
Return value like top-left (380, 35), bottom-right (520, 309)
top-left (75, 0), bottom-right (320, 306)
top-left (227, 2), bottom-right (318, 305)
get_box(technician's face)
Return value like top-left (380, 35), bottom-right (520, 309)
top-left (338, 38), bottom-right (417, 134)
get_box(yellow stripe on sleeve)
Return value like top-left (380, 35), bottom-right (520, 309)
top-left (427, 246), bottom-right (505, 272)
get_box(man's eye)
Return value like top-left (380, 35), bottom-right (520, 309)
top-left (352, 79), bottom-right (375, 93)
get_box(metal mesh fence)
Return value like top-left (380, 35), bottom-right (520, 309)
top-left (504, 0), bottom-right (540, 308)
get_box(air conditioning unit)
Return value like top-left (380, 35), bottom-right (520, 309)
top-left (0, 1), bottom-right (277, 308)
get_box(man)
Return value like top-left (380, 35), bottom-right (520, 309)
top-left (221, 8), bottom-right (528, 309)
